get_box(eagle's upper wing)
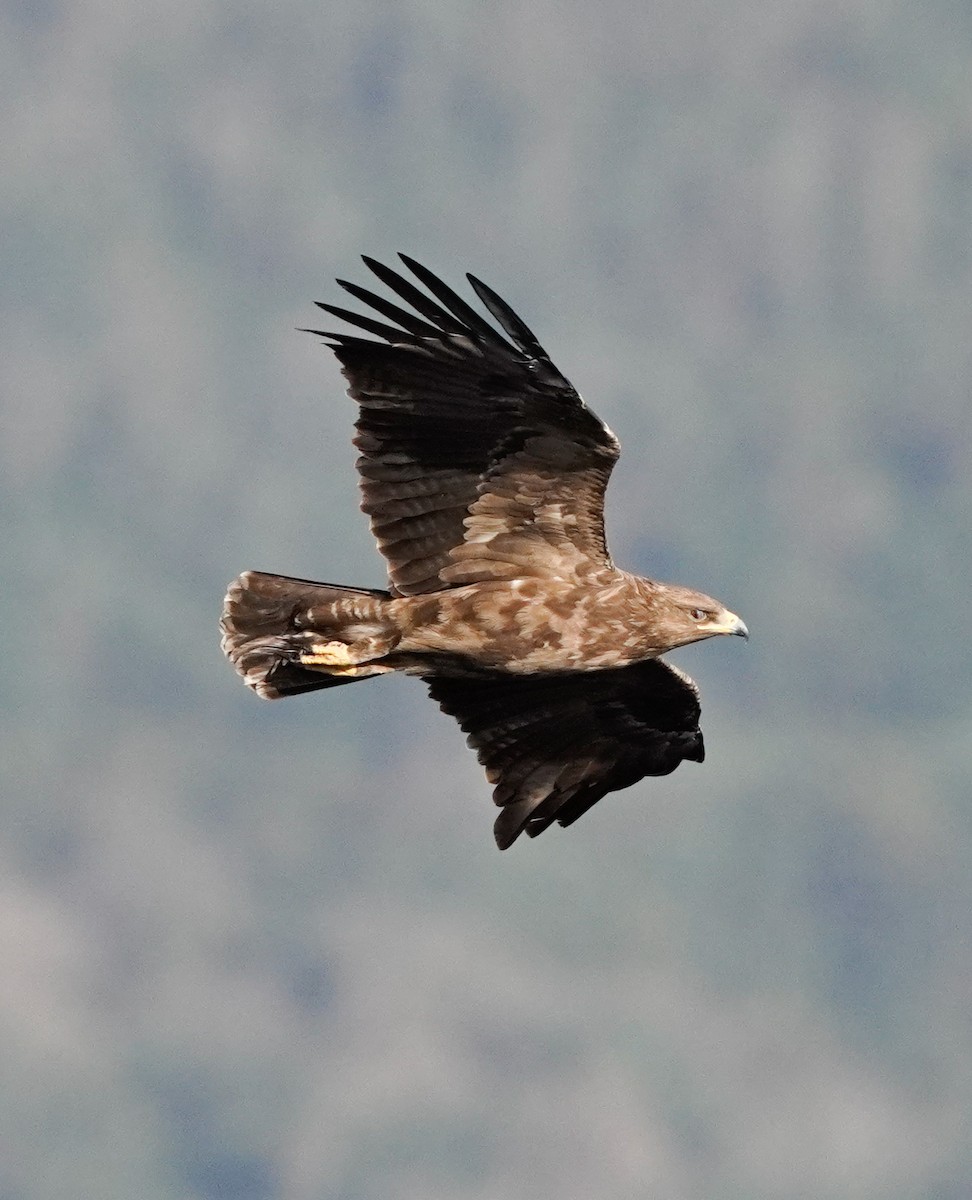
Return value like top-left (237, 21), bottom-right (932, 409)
top-left (425, 659), bottom-right (704, 849)
top-left (308, 255), bottom-right (620, 596)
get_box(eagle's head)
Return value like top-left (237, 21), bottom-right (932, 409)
top-left (651, 582), bottom-right (749, 651)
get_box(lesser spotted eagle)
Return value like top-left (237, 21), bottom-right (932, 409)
top-left (221, 256), bottom-right (747, 848)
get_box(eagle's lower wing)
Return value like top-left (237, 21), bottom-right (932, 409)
top-left (425, 659), bottom-right (704, 849)
top-left (307, 256), bottom-right (619, 595)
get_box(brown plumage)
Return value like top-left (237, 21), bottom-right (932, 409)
top-left (220, 256), bottom-right (748, 849)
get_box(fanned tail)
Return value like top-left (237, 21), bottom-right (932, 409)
top-left (220, 571), bottom-right (394, 699)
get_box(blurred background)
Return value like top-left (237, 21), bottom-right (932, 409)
top-left (4, 1), bottom-right (972, 1197)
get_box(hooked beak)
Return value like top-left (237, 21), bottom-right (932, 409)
top-left (718, 611), bottom-right (749, 640)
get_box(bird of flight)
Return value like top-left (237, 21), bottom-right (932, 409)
top-left (221, 255), bottom-right (747, 849)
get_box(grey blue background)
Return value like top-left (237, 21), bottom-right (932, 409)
top-left (5, 2), bottom-right (972, 1197)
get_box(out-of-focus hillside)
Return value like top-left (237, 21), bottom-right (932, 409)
top-left (3, 2), bottom-right (972, 1197)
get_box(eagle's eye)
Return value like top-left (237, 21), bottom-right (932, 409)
top-left (689, 608), bottom-right (708, 621)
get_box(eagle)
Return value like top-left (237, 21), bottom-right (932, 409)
top-left (221, 255), bottom-right (747, 849)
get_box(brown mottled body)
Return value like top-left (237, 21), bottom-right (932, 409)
top-left (221, 256), bottom-right (747, 848)
top-left (388, 573), bottom-right (733, 673)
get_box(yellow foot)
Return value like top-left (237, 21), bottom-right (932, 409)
top-left (317, 663), bottom-right (380, 677)
top-left (299, 641), bottom-right (355, 667)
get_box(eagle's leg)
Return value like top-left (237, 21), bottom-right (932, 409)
top-left (299, 641), bottom-right (358, 667)
top-left (299, 632), bottom-right (398, 675)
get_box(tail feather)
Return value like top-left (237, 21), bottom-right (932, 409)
top-left (220, 571), bottom-right (392, 699)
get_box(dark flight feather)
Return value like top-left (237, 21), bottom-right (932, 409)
top-left (426, 659), bottom-right (704, 848)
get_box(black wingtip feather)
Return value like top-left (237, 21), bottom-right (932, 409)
top-left (323, 256), bottom-right (553, 366)
top-left (298, 327), bottom-right (350, 343)
top-left (314, 301), bottom-right (417, 344)
top-left (337, 277), bottom-right (443, 339)
top-left (398, 254), bottom-right (511, 350)
top-left (362, 256), bottom-right (468, 334)
top-left (466, 272), bottom-right (548, 359)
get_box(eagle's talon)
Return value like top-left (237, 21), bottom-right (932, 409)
top-left (299, 640), bottom-right (354, 667)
